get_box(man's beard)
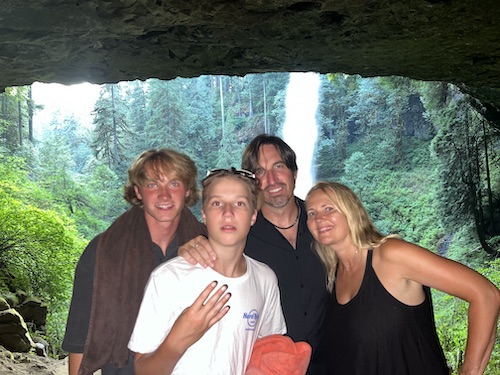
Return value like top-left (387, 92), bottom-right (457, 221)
top-left (263, 193), bottom-right (292, 209)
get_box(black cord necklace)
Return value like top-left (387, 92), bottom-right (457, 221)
top-left (273, 204), bottom-right (301, 230)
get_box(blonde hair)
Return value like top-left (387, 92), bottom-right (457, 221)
top-left (306, 181), bottom-right (398, 291)
top-left (124, 149), bottom-right (199, 207)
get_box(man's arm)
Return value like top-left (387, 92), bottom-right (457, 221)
top-left (68, 353), bottom-right (83, 375)
top-left (178, 235), bottom-right (216, 268)
top-left (63, 237), bottom-right (100, 375)
top-left (133, 281), bottom-right (231, 375)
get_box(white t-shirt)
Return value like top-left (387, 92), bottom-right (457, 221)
top-left (128, 254), bottom-right (287, 375)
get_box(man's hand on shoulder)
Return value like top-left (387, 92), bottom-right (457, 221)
top-left (178, 235), bottom-right (216, 268)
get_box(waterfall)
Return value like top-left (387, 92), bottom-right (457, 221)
top-left (282, 72), bottom-right (321, 199)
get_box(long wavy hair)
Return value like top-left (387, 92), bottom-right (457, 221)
top-left (306, 181), bottom-right (398, 292)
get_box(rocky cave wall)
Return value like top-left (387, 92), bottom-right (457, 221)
top-left (1, 0), bottom-right (500, 123)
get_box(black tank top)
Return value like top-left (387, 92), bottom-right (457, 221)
top-left (324, 250), bottom-right (449, 374)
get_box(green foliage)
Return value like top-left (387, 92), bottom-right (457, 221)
top-left (340, 151), bottom-right (377, 201)
top-left (433, 258), bottom-right (500, 374)
top-left (42, 111), bottom-right (92, 174)
top-left (316, 74), bottom-right (359, 178)
top-left (0, 155), bottom-right (85, 351)
top-left (478, 259), bottom-right (500, 375)
top-left (123, 80), bottom-right (149, 154)
top-left (444, 226), bottom-right (493, 268)
top-left (0, 86), bottom-right (33, 152)
top-left (433, 288), bottom-right (468, 373)
top-left (1, 72), bottom-right (499, 363)
top-left (0, 154), bottom-right (56, 210)
top-left (0, 199), bottom-right (80, 297)
top-left (441, 234), bottom-right (498, 371)
top-left (74, 164), bottom-right (125, 239)
top-left (338, 149), bottom-right (442, 248)
top-left (91, 84), bottom-right (132, 174)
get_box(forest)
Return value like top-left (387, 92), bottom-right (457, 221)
top-left (0, 72), bottom-right (499, 374)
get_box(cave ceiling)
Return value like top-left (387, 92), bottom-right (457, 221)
top-left (2, 0), bottom-right (500, 125)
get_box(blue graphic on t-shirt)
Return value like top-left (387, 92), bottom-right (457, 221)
top-left (243, 309), bottom-right (260, 330)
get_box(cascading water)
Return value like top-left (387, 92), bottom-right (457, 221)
top-left (282, 72), bottom-right (321, 199)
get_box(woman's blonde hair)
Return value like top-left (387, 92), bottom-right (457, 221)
top-left (306, 181), bottom-right (398, 291)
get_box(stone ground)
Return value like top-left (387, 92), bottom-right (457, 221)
top-left (0, 345), bottom-right (67, 375)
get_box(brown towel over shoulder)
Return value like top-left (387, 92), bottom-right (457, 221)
top-left (79, 205), bottom-right (207, 375)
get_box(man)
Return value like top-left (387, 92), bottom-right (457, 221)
top-left (62, 149), bottom-right (208, 375)
top-left (129, 167), bottom-right (287, 374)
top-left (181, 135), bottom-right (328, 374)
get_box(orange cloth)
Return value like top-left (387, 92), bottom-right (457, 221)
top-left (245, 335), bottom-right (312, 375)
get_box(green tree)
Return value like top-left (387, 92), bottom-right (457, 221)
top-left (124, 80), bottom-right (150, 156)
top-left (423, 83), bottom-right (498, 255)
top-left (145, 78), bottom-right (189, 151)
top-left (347, 78), bottom-right (401, 168)
top-left (181, 76), bottom-right (219, 175)
top-left (73, 164), bottom-right (125, 239)
top-left (1, 86), bottom-right (33, 153)
top-left (91, 84), bottom-right (132, 173)
top-left (316, 74), bottom-right (359, 179)
top-left (0, 155), bottom-right (85, 349)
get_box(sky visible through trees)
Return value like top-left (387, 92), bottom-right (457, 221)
top-left (33, 75), bottom-right (323, 199)
top-left (32, 82), bottom-right (100, 137)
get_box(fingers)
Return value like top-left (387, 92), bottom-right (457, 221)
top-left (196, 237), bottom-right (217, 268)
top-left (178, 235), bottom-right (205, 265)
top-left (194, 281), bottom-right (230, 307)
top-left (192, 281), bottom-right (221, 306)
top-left (169, 282), bottom-right (231, 350)
top-left (181, 248), bottom-right (199, 266)
top-left (199, 282), bottom-right (231, 327)
top-left (180, 236), bottom-right (217, 268)
top-left (208, 304), bottom-right (230, 327)
top-left (203, 283), bottom-right (230, 308)
top-left (176, 282), bottom-right (231, 338)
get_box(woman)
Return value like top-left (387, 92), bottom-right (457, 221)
top-left (305, 181), bottom-right (500, 375)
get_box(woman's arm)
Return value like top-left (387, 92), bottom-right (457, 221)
top-left (383, 239), bottom-right (500, 375)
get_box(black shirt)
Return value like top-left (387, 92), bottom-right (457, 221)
top-left (245, 198), bottom-right (329, 375)
top-left (325, 250), bottom-right (449, 375)
top-left (62, 234), bottom-right (179, 375)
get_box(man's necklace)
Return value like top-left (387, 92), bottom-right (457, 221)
top-left (272, 204), bottom-right (301, 230)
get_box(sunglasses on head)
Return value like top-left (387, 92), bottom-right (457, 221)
top-left (203, 167), bottom-right (256, 182)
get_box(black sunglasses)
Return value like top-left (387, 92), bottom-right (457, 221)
top-left (203, 167), bottom-right (256, 182)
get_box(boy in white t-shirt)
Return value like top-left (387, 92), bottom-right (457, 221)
top-left (128, 167), bottom-right (287, 375)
